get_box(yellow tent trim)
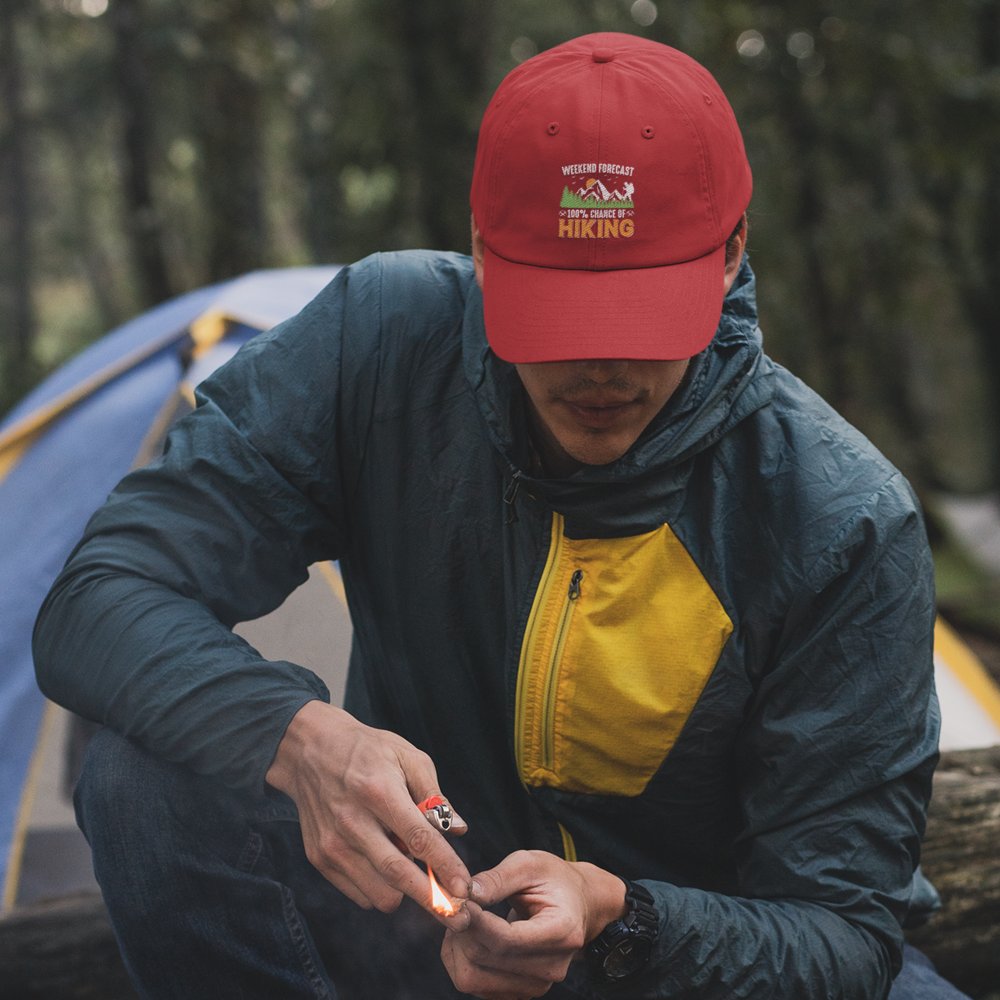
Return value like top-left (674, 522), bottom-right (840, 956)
top-left (935, 617), bottom-right (1000, 728)
top-left (129, 389), bottom-right (196, 472)
top-left (0, 309), bottom-right (242, 484)
top-left (0, 429), bottom-right (42, 484)
top-left (188, 311), bottom-right (230, 358)
top-left (179, 382), bottom-right (198, 408)
top-left (0, 329), bottom-right (186, 459)
top-left (315, 560), bottom-right (347, 608)
top-left (1, 701), bottom-right (59, 913)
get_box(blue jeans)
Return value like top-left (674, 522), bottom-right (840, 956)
top-left (890, 947), bottom-right (971, 1000)
top-left (76, 729), bottom-right (970, 999)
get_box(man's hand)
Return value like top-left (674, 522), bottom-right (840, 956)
top-left (265, 700), bottom-right (470, 926)
top-left (441, 850), bottom-right (626, 999)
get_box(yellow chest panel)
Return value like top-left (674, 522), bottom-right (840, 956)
top-left (515, 512), bottom-right (733, 796)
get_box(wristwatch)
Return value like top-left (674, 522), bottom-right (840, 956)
top-left (586, 879), bottom-right (659, 982)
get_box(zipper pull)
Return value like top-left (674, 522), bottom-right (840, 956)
top-left (503, 473), bottom-right (521, 524)
top-left (568, 569), bottom-right (583, 600)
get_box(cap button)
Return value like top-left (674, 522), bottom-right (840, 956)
top-left (592, 48), bottom-right (615, 63)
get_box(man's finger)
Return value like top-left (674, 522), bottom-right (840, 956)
top-left (368, 836), bottom-right (447, 904)
top-left (466, 899), bottom-right (565, 952)
top-left (442, 930), bottom-right (553, 999)
top-left (308, 812), bottom-right (444, 915)
top-left (310, 840), bottom-right (406, 913)
top-left (470, 850), bottom-right (540, 907)
top-left (415, 792), bottom-right (469, 836)
top-left (316, 867), bottom-right (374, 910)
top-left (417, 832), bottom-right (472, 900)
top-left (361, 829), bottom-right (471, 926)
top-left (381, 796), bottom-right (472, 898)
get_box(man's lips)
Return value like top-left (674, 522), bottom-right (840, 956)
top-left (561, 397), bottom-right (639, 428)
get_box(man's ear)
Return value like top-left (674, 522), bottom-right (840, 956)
top-left (470, 215), bottom-right (485, 289)
top-left (723, 214), bottom-right (748, 294)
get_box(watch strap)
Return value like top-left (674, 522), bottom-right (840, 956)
top-left (586, 878), bottom-right (659, 981)
top-left (622, 879), bottom-right (658, 930)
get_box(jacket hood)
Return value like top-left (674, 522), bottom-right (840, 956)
top-left (463, 258), bottom-right (776, 532)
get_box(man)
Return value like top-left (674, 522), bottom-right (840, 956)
top-left (34, 33), bottom-right (965, 999)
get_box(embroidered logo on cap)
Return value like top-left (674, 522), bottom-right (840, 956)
top-left (557, 162), bottom-right (636, 239)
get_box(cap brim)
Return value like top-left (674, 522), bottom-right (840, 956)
top-left (481, 244), bottom-right (727, 364)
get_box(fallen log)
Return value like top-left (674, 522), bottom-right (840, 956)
top-left (907, 744), bottom-right (1000, 999)
top-left (1, 746), bottom-right (998, 999)
top-left (0, 891), bottom-right (136, 999)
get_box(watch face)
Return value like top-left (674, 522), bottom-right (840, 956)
top-left (603, 936), bottom-right (653, 980)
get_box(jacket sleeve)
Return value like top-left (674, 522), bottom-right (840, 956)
top-left (33, 264), bottom-right (372, 792)
top-left (617, 476), bottom-right (939, 999)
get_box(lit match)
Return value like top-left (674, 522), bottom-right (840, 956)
top-left (426, 865), bottom-right (457, 917)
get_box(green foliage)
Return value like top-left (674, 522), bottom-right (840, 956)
top-left (1, 0), bottom-right (998, 496)
top-left (932, 530), bottom-right (1000, 635)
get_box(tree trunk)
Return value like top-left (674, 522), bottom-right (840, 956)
top-left (970, 2), bottom-right (1000, 490)
top-left (382, 0), bottom-right (496, 251)
top-left (2, 747), bottom-right (998, 997)
top-left (0, 2), bottom-right (38, 413)
top-left (190, 0), bottom-right (270, 282)
top-left (110, 0), bottom-right (174, 307)
top-left (58, 125), bottom-right (132, 334)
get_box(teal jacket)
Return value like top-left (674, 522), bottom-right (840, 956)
top-left (35, 251), bottom-right (939, 998)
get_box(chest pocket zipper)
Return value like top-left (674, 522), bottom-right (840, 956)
top-left (541, 569), bottom-right (583, 770)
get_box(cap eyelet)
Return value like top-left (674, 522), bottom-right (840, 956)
top-left (547, 121), bottom-right (560, 135)
top-left (641, 125), bottom-right (655, 139)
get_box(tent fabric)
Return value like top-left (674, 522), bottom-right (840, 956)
top-left (934, 619), bottom-right (1000, 750)
top-left (0, 267), bottom-right (339, 908)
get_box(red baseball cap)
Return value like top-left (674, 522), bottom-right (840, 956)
top-left (470, 33), bottom-right (752, 363)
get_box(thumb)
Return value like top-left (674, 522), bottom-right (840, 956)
top-left (444, 897), bottom-right (484, 936)
top-left (469, 851), bottom-right (535, 907)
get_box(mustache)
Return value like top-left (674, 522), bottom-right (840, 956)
top-left (549, 374), bottom-right (644, 401)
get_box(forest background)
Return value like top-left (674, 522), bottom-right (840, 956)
top-left (1, 0), bottom-right (999, 638)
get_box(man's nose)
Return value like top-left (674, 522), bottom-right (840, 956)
top-left (576, 358), bottom-right (629, 381)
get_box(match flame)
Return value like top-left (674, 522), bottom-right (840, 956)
top-left (427, 865), bottom-right (456, 916)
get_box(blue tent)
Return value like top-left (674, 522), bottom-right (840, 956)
top-left (0, 267), bottom-right (340, 907)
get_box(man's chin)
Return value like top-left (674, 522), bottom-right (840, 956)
top-left (562, 435), bottom-right (635, 468)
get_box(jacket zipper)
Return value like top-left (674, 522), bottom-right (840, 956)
top-left (503, 472), bottom-right (522, 524)
top-left (514, 511), bottom-right (585, 782)
top-left (541, 568), bottom-right (582, 769)
top-left (559, 823), bottom-right (578, 862)
top-left (514, 513), bottom-right (562, 778)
